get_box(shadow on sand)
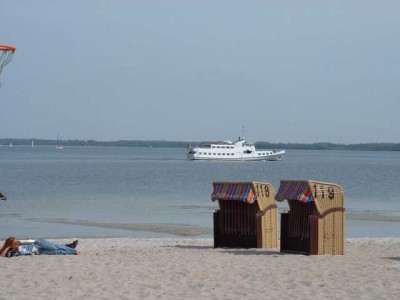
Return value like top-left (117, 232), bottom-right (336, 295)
top-left (171, 244), bottom-right (283, 255)
top-left (383, 257), bottom-right (400, 261)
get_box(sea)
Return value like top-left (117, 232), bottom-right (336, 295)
top-left (1, 145), bottom-right (399, 239)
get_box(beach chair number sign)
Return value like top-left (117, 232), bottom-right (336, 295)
top-left (312, 184), bottom-right (335, 200)
top-left (255, 184), bottom-right (270, 198)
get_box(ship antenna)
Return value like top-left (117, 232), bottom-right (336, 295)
top-left (241, 125), bottom-right (245, 140)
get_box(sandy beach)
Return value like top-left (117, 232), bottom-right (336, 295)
top-left (1, 238), bottom-right (399, 299)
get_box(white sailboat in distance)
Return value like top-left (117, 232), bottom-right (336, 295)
top-left (56, 133), bottom-right (64, 149)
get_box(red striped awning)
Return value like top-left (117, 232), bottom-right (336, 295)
top-left (211, 182), bottom-right (256, 204)
top-left (275, 180), bottom-right (313, 203)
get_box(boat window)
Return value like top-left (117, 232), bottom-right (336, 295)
top-left (218, 153), bottom-right (221, 155)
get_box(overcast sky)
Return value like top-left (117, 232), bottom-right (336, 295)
top-left (0, 1), bottom-right (399, 143)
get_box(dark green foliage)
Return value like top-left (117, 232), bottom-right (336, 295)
top-left (1, 138), bottom-right (399, 151)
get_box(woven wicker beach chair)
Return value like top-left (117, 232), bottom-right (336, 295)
top-left (211, 181), bottom-right (277, 249)
top-left (275, 180), bottom-right (345, 255)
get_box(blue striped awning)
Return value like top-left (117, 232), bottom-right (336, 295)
top-left (275, 180), bottom-right (313, 203)
top-left (211, 182), bottom-right (256, 204)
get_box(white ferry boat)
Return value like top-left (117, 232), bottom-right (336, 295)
top-left (186, 136), bottom-right (285, 161)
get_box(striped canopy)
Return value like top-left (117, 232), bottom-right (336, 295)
top-left (275, 180), bottom-right (313, 203)
top-left (211, 182), bottom-right (256, 204)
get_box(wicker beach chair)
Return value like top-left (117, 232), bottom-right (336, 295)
top-left (211, 181), bottom-right (277, 249)
top-left (275, 180), bottom-right (345, 255)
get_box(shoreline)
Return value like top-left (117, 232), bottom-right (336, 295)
top-left (1, 237), bottom-right (399, 299)
top-left (2, 211), bottom-right (400, 240)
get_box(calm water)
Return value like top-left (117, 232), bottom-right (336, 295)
top-left (1, 146), bottom-right (399, 239)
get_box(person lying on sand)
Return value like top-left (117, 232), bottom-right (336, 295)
top-left (1, 237), bottom-right (80, 257)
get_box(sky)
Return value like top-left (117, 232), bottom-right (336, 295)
top-left (0, 1), bottom-right (399, 143)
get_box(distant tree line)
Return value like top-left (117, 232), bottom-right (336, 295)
top-left (1, 138), bottom-right (400, 151)
top-left (254, 142), bottom-right (400, 151)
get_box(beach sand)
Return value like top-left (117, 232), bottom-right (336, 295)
top-left (1, 238), bottom-right (399, 299)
